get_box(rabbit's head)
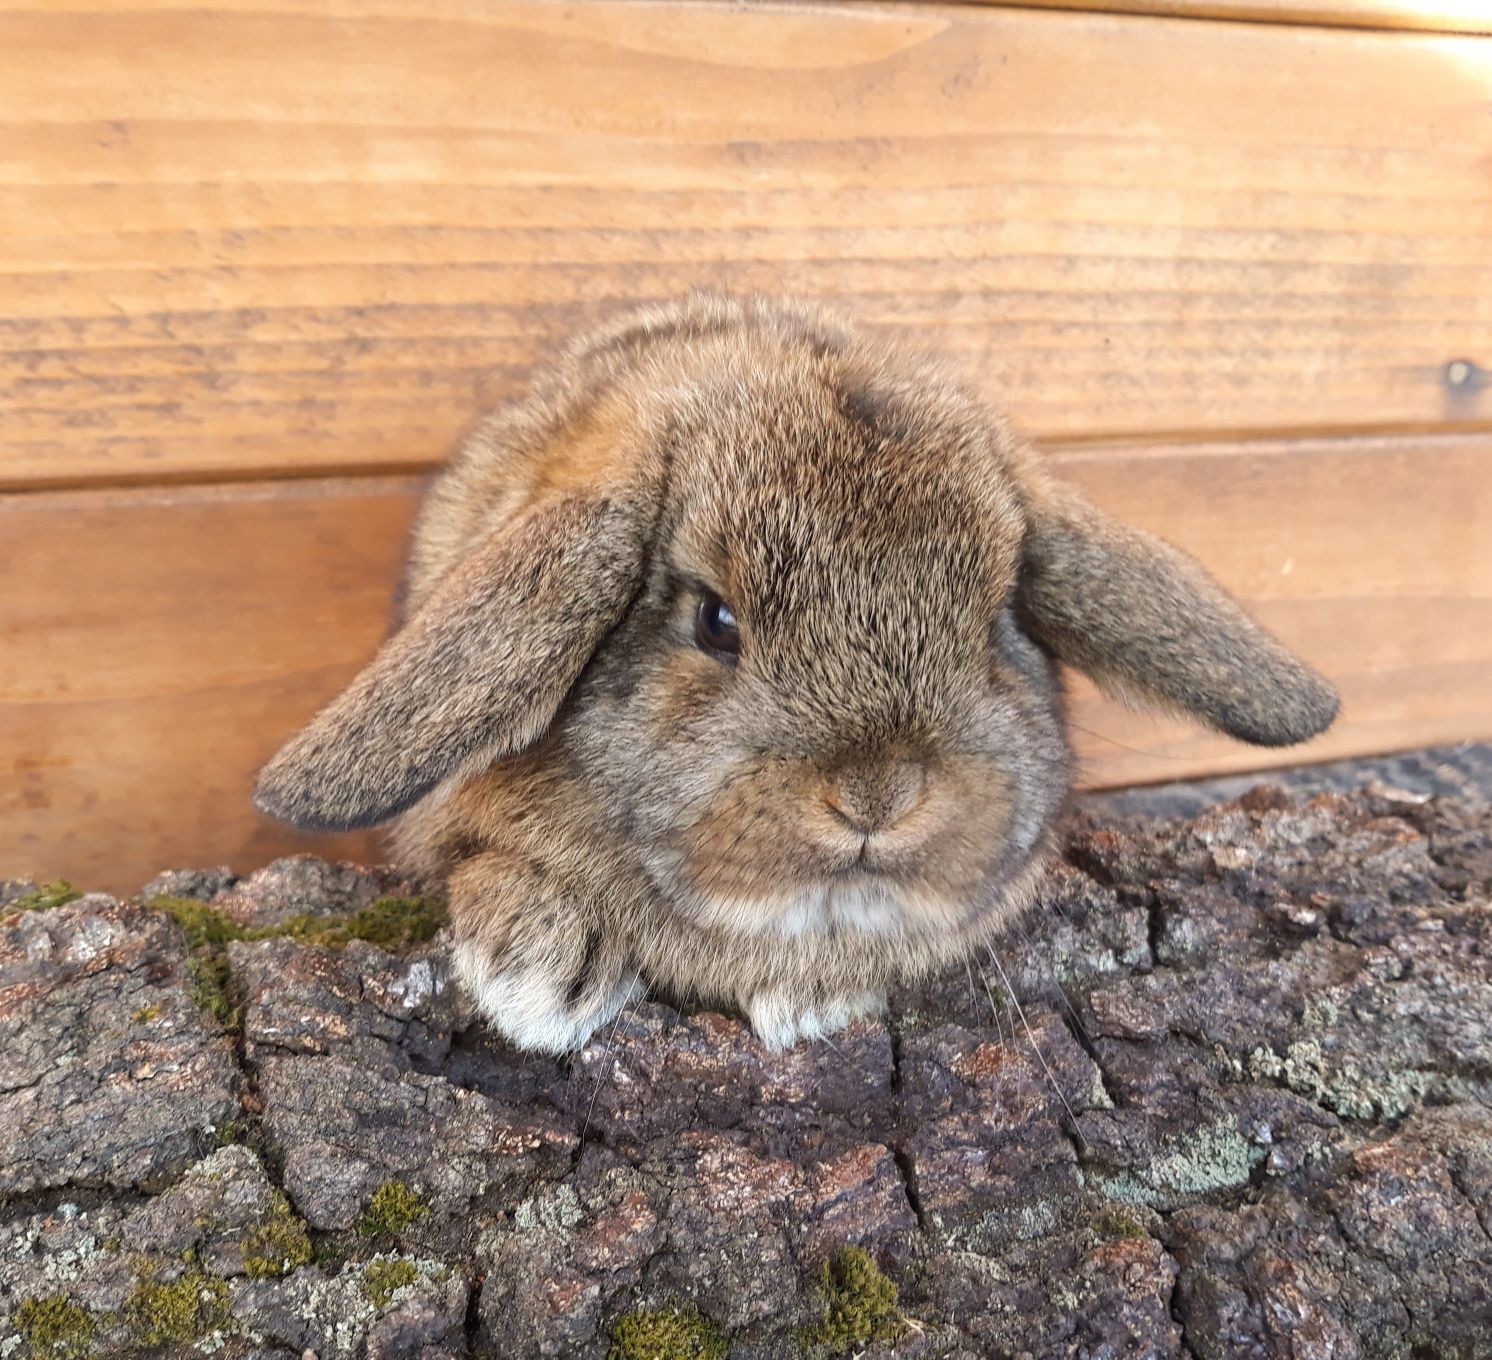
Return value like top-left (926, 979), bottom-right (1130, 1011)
top-left (256, 294), bottom-right (1337, 939)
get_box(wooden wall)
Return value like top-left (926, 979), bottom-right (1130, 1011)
top-left (3, 0), bottom-right (1490, 892)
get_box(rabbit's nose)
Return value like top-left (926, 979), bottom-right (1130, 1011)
top-left (823, 758), bottom-right (928, 836)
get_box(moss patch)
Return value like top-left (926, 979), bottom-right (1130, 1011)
top-left (145, 893), bottom-right (445, 1032)
top-left (148, 893), bottom-right (445, 953)
top-left (361, 1258), bottom-right (420, 1311)
top-left (608, 1306), bottom-right (728, 1360)
top-left (1091, 1205), bottom-right (1150, 1241)
top-left (125, 1267), bottom-right (228, 1346)
top-left (187, 952), bottom-right (240, 1029)
top-left (313, 1236), bottom-right (349, 1274)
top-left (12, 881), bottom-right (83, 913)
top-left (130, 1002), bottom-right (162, 1024)
top-left (242, 1191), bottom-right (314, 1279)
top-left (272, 895), bottom-right (447, 951)
top-left (15, 1294), bottom-right (94, 1358)
top-left (798, 1245), bottom-right (905, 1354)
top-left (356, 1180), bottom-right (428, 1237)
top-left (147, 896), bottom-right (246, 950)
top-left (141, 896), bottom-right (240, 1030)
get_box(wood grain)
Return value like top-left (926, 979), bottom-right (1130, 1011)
top-left (5, 431), bottom-right (1488, 893)
top-left (0, 479), bottom-right (419, 892)
top-left (969, 0), bottom-right (1492, 35)
top-left (3, 0), bottom-right (1491, 489)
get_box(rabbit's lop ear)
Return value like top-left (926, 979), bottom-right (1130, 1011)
top-left (1016, 490), bottom-right (1339, 746)
top-left (254, 491), bottom-right (653, 831)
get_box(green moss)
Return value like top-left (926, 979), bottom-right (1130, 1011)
top-left (355, 894), bottom-right (446, 947)
top-left (271, 895), bottom-right (447, 950)
top-left (13, 881), bottom-right (83, 913)
top-left (15, 1294), bottom-right (94, 1358)
top-left (1091, 1206), bottom-right (1150, 1241)
top-left (798, 1246), bottom-right (905, 1354)
top-left (148, 892), bottom-right (444, 1032)
top-left (149, 893), bottom-right (446, 953)
top-left (130, 1002), bottom-right (162, 1024)
top-left (361, 1258), bottom-right (420, 1311)
top-left (242, 1191), bottom-right (314, 1278)
top-left (149, 892), bottom-right (445, 953)
top-left (608, 1306), bottom-right (728, 1360)
top-left (356, 1181), bottom-right (428, 1236)
top-left (313, 1237), bottom-right (348, 1273)
top-left (137, 898), bottom-right (240, 1028)
top-left (125, 1267), bottom-right (228, 1346)
top-left (187, 952), bottom-right (240, 1029)
top-left (148, 896), bottom-right (246, 950)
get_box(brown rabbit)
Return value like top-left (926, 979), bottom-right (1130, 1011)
top-left (255, 294), bottom-right (1338, 1052)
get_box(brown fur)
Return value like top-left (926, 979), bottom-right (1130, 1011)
top-left (255, 293), bottom-right (1339, 1051)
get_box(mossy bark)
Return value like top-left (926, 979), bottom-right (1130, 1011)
top-left (2, 750), bottom-right (1489, 1359)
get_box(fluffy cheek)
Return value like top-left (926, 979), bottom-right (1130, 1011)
top-left (584, 641), bottom-right (1068, 938)
top-left (890, 753), bottom-right (1019, 899)
top-left (567, 633), bottom-right (729, 822)
top-left (605, 656), bottom-right (844, 915)
top-left (669, 759), bottom-right (840, 903)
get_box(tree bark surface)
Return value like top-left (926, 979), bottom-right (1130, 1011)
top-left (2, 749), bottom-right (1489, 1359)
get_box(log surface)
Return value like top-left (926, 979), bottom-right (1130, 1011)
top-left (2, 751), bottom-right (1489, 1357)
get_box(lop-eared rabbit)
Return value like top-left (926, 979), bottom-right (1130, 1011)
top-left (257, 294), bottom-right (1337, 1052)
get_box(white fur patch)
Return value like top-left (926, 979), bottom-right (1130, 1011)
top-left (745, 988), bottom-right (886, 1050)
top-left (688, 878), bottom-right (919, 939)
top-left (452, 940), bottom-right (642, 1055)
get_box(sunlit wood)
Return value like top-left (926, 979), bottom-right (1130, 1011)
top-left (2, 0), bottom-right (1490, 489)
top-left (2, 0), bottom-right (1488, 885)
top-left (977, 0), bottom-right (1492, 34)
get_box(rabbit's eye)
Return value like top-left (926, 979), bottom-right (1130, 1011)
top-left (694, 590), bottom-right (740, 664)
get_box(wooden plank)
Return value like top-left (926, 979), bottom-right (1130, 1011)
top-left (959, 1), bottom-right (1492, 36)
top-left (2, 0), bottom-right (1490, 489)
top-left (0, 479), bottom-right (421, 892)
top-left (4, 430), bottom-right (1488, 893)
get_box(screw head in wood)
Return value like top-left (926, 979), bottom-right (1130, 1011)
top-left (1444, 359), bottom-right (1478, 389)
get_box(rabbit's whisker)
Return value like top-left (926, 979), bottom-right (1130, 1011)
top-left (1008, 917), bottom-right (1096, 1052)
top-left (578, 976), bottom-right (646, 1149)
top-left (984, 945), bottom-right (1081, 1134)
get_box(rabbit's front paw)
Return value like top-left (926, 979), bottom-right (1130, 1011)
top-left (745, 988), bottom-right (886, 1050)
top-left (453, 938), bottom-right (642, 1054)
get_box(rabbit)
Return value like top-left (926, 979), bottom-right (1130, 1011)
top-left (254, 292), bottom-right (1338, 1053)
